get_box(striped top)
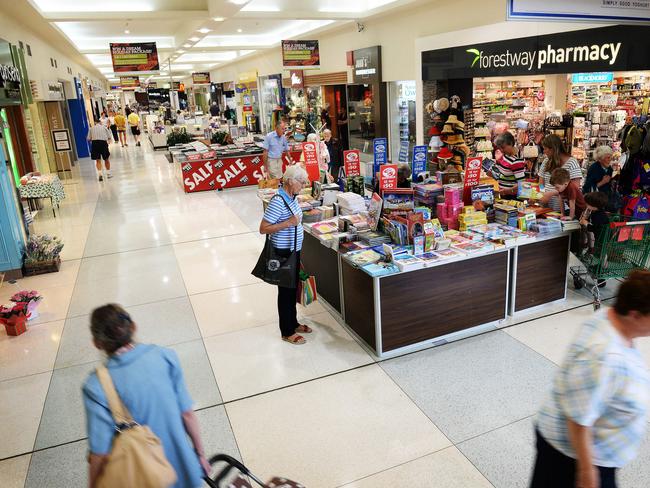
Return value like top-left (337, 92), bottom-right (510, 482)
top-left (88, 124), bottom-right (112, 142)
top-left (263, 187), bottom-right (303, 251)
top-left (537, 310), bottom-right (650, 468)
top-left (493, 154), bottom-right (526, 190)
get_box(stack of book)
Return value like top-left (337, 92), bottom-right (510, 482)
top-left (311, 220), bottom-right (339, 235)
top-left (393, 254), bottom-right (425, 271)
top-left (413, 184), bottom-right (444, 211)
top-left (358, 231), bottom-right (391, 246)
top-left (361, 262), bottom-right (400, 277)
top-left (531, 219), bottom-right (563, 234)
top-left (337, 192), bottom-right (366, 215)
top-left (547, 217), bottom-right (581, 231)
top-left (494, 203), bottom-right (519, 227)
top-left (343, 249), bottom-right (383, 266)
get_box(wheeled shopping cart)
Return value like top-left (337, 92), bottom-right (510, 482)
top-left (205, 454), bottom-right (305, 488)
top-left (570, 216), bottom-right (650, 310)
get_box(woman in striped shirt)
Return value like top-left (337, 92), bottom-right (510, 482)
top-left (259, 165), bottom-right (312, 345)
top-left (493, 132), bottom-right (526, 196)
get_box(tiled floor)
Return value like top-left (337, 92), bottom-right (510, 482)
top-left (2, 140), bottom-right (650, 487)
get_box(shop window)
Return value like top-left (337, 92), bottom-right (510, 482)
top-left (26, 44), bottom-right (31, 56)
top-left (18, 41), bottom-right (23, 50)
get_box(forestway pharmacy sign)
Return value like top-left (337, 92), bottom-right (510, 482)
top-left (422, 25), bottom-right (650, 80)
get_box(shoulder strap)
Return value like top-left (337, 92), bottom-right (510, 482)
top-left (278, 192), bottom-right (298, 249)
top-left (96, 365), bottom-right (134, 425)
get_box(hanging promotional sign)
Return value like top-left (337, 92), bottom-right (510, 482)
top-left (571, 72), bottom-right (613, 84)
top-left (463, 156), bottom-right (483, 204)
top-left (379, 164), bottom-right (398, 191)
top-left (110, 42), bottom-right (159, 73)
top-left (0, 39), bottom-right (21, 104)
top-left (119, 76), bottom-right (140, 89)
top-left (373, 137), bottom-right (388, 175)
top-left (302, 141), bottom-right (321, 182)
top-left (192, 72), bottom-right (211, 84)
top-left (281, 40), bottom-right (320, 68)
top-left (422, 25), bottom-right (650, 80)
top-left (507, 0), bottom-right (650, 24)
top-left (343, 149), bottom-right (361, 177)
top-left (290, 70), bottom-right (304, 89)
top-left (411, 145), bottom-right (428, 180)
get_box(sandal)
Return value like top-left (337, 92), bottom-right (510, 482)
top-left (295, 324), bottom-right (312, 334)
top-left (282, 334), bottom-right (306, 345)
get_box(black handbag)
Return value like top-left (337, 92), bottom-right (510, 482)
top-left (251, 196), bottom-right (299, 288)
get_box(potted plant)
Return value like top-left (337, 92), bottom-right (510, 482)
top-left (10, 290), bottom-right (42, 321)
top-left (0, 302), bottom-right (30, 336)
top-left (166, 127), bottom-right (192, 146)
top-left (23, 234), bottom-right (64, 276)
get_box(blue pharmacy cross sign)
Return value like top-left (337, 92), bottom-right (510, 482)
top-left (373, 137), bottom-right (388, 175)
top-left (412, 145), bottom-right (428, 180)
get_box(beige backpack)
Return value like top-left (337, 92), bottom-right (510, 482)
top-left (95, 366), bottom-right (177, 488)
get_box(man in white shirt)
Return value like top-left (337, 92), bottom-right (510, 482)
top-left (87, 119), bottom-right (113, 182)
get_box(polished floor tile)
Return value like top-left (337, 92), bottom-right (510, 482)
top-left (340, 447), bottom-right (493, 488)
top-left (162, 205), bottom-right (251, 244)
top-left (173, 233), bottom-right (264, 295)
top-left (169, 339), bottom-right (222, 408)
top-left (380, 331), bottom-right (557, 443)
top-left (0, 320), bottom-right (63, 381)
top-left (0, 372), bottom-right (51, 458)
top-left (205, 311), bottom-right (373, 401)
top-left (195, 405), bottom-right (242, 462)
top-left (226, 365), bottom-right (451, 488)
top-left (24, 439), bottom-right (87, 488)
top-left (216, 186), bottom-right (268, 232)
top-left (0, 454), bottom-right (31, 488)
top-left (191, 282), bottom-right (325, 338)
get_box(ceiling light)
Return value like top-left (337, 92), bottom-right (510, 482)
top-left (124, 29), bottom-right (130, 34)
top-left (229, 0), bottom-right (248, 4)
top-left (183, 43), bottom-right (191, 48)
top-left (213, 17), bottom-right (225, 21)
top-left (237, 29), bottom-right (243, 33)
top-left (177, 50), bottom-right (185, 54)
top-left (198, 28), bottom-right (211, 34)
top-left (189, 37), bottom-right (200, 42)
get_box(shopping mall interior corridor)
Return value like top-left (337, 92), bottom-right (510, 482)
top-left (1, 143), bottom-right (649, 488)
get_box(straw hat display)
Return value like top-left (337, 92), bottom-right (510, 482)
top-left (433, 97), bottom-right (450, 113)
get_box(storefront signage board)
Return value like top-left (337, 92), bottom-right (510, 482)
top-left (352, 46), bottom-right (382, 84)
top-left (192, 72), bottom-right (211, 85)
top-left (0, 39), bottom-right (21, 104)
top-left (379, 164), bottom-right (398, 191)
top-left (571, 72), bottom-right (613, 84)
top-left (463, 156), bottom-right (483, 204)
top-left (281, 40), bottom-right (320, 68)
top-left (411, 145), bottom-right (428, 180)
top-left (373, 137), bottom-right (388, 175)
top-left (507, 0), bottom-right (650, 23)
top-left (343, 149), bottom-right (361, 177)
top-left (181, 154), bottom-right (281, 192)
top-left (422, 25), bottom-right (650, 80)
top-left (120, 76), bottom-right (140, 89)
top-left (52, 129), bottom-right (71, 152)
top-left (110, 42), bottom-right (159, 74)
top-left (302, 141), bottom-right (321, 182)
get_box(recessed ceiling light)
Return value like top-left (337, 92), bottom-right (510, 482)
top-left (189, 37), bottom-right (200, 42)
top-left (177, 50), bottom-right (185, 53)
top-left (229, 0), bottom-right (248, 4)
top-left (237, 28), bottom-right (243, 33)
top-left (198, 28), bottom-right (211, 34)
top-left (124, 29), bottom-right (130, 34)
top-left (183, 43), bottom-right (191, 48)
top-left (213, 17), bottom-right (225, 21)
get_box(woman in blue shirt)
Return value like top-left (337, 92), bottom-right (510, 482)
top-left (259, 165), bottom-right (310, 345)
top-left (83, 304), bottom-right (209, 488)
top-left (583, 145), bottom-right (614, 195)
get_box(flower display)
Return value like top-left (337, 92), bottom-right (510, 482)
top-left (24, 235), bottom-right (64, 265)
top-left (0, 302), bottom-right (29, 321)
top-left (10, 290), bottom-right (42, 304)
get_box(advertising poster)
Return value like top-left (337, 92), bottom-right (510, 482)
top-left (373, 137), bottom-right (388, 175)
top-left (192, 72), bottom-right (211, 84)
top-left (411, 145), bottom-right (428, 180)
top-left (281, 40), bottom-right (320, 68)
top-left (110, 42), bottom-right (159, 73)
top-left (119, 76), bottom-right (140, 89)
top-left (379, 164), bottom-right (398, 191)
top-left (343, 149), bottom-right (361, 177)
top-left (302, 141), bottom-right (321, 182)
top-left (463, 156), bottom-right (483, 204)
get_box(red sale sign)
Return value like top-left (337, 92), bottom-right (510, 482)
top-left (343, 149), bottom-right (361, 177)
top-left (463, 156), bottom-right (483, 204)
top-left (302, 141), bottom-right (321, 182)
top-left (379, 164), bottom-right (398, 191)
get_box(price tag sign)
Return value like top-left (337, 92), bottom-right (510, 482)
top-left (302, 141), bottom-right (320, 182)
top-left (411, 145), bottom-right (428, 180)
top-left (343, 149), bottom-right (361, 177)
top-left (379, 164), bottom-right (398, 191)
top-left (462, 156), bottom-right (483, 204)
top-left (373, 137), bottom-right (388, 175)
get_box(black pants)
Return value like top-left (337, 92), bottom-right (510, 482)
top-left (276, 249), bottom-right (300, 337)
top-left (110, 124), bottom-right (118, 140)
top-left (530, 430), bottom-right (617, 488)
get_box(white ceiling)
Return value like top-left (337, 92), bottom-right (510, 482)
top-left (26, 0), bottom-right (421, 83)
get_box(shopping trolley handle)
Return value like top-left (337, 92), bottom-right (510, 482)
top-left (208, 454), bottom-right (251, 475)
top-left (610, 219), bottom-right (650, 228)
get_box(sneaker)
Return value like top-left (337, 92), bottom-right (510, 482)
top-left (107, 173), bottom-right (113, 179)
top-left (136, 141), bottom-right (141, 147)
top-left (98, 175), bottom-right (103, 182)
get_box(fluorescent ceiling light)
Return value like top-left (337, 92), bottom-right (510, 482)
top-left (177, 50), bottom-right (186, 53)
top-left (237, 29), bottom-right (243, 33)
top-left (318, 0), bottom-right (396, 12)
top-left (183, 43), bottom-right (192, 48)
top-left (189, 37), bottom-right (201, 42)
top-left (32, 0), bottom-right (153, 11)
top-left (213, 17), bottom-right (225, 22)
top-left (197, 20), bottom-right (333, 48)
top-left (198, 28), bottom-right (211, 34)
top-left (85, 54), bottom-right (113, 66)
top-left (241, 0), bottom-right (281, 11)
top-left (176, 52), bottom-right (239, 63)
top-left (229, 0), bottom-right (248, 4)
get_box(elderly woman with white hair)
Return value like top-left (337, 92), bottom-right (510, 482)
top-left (259, 165), bottom-right (312, 345)
top-left (306, 132), bottom-right (331, 182)
top-left (583, 145), bottom-right (614, 195)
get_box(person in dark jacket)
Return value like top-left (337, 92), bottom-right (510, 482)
top-left (323, 129), bottom-right (343, 178)
top-left (583, 146), bottom-right (613, 195)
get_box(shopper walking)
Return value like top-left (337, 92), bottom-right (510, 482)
top-left (583, 145), bottom-right (614, 195)
top-left (114, 111), bottom-right (128, 147)
top-left (87, 119), bottom-right (113, 182)
top-left (538, 134), bottom-right (582, 211)
top-left (127, 110), bottom-right (142, 147)
top-left (337, 107), bottom-right (349, 150)
top-left (108, 111), bottom-right (118, 142)
top-left (83, 304), bottom-right (210, 488)
top-left (531, 270), bottom-right (650, 488)
top-left (209, 102), bottom-right (220, 117)
top-left (262, 119), bottom-right (292, 179)
top-left (259, 165), bottom-right (311, 345)
top-left (323, 129), bottom-right (343, 180)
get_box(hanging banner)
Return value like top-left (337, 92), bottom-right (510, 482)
top-left (373, 137), bottom-right (388, 175)
top-left (192, 72), bottom-right (211, 85)
top-left (119, 76), bottom-right (140, 89)
top-left (302, 141), bottom-right (321, 182)
top-left (343, 149), bottom-right (361, 177)
top-left (507, 0), bottom-right (650, 24)
top-left (281, 40), bottom-right (320, 68)
top-left (110, 42), bottom-right (159, 73)
top-left (411, 145), bottom-right (428, 180)
top-left (463, 156), bottom-right (483, 204)
top-left (379, 164), bottom-right (398, 191)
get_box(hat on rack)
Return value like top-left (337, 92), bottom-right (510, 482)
top-left (441, 124), bottom-right (455, 135)
top-left (433, 97), bottom-right (450, 113)
top-left (437, 146), bottom-right (454, 159)
top-left (444, 134), bottom-right (465, 146)
top-left (428, 125), bottom-right (441, 137)
top-left (446, 114), bottom-right (460, 125)
top-left (456, 144), bottom-right (471, 156)
top-left (429, 136), bottom-right (443, 151)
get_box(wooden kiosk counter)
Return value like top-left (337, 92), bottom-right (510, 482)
top-left (301, 230), bottom-right (571, 358)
